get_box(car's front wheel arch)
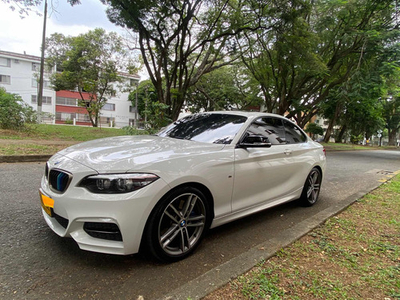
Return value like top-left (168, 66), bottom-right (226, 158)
top-left (299, 166), bottom-right (323, 207)
top-left (140, 182), bottom-right (214, 262)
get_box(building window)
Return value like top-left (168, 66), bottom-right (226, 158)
top-left (129, 106), bottom-right (136, 113)
top-left (77, 113), bottom-right (91, 122)
top-left (32, 78), bottom-right (51, 89)
top-left (100, 116), bottom-right (115, 124)
top-left (31, 95), bottom-right (52, 105)
top-left (103, 103), bottom-right (115, 111)
top-left (0, 57), bottom-right (11, 67)
top-left (0, 75), bottom-right (11, 84)
top-left (56, 97), bottom-right (78, 106)
top-left (32, 63), bottom-right (40, 72)
top-left (32, 62), bottom-right (52, 73)
top-left (130, 79), bottom-right (139, 86)
top-left (56, 112), bottom-right (91, 123)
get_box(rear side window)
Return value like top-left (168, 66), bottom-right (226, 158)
top-left (245, 117), bottom-right (308, 145)
top-left (246, 117), bottom-right (286, 145)
top-left (283, 120), bottom-right (307, 144)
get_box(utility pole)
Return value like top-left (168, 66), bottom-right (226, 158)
top-left (37, 0), bottom-right (47, 123)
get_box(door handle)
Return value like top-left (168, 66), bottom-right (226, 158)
top-left (284, 149), bottom-right (292, 155)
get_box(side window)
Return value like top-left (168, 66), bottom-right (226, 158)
top-left (246, 117), bottom-right (286, 145)
top-left (283, 120), bottom-right (307, 144)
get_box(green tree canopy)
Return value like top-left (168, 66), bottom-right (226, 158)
top-left (185, 65), bottom-right (263, 113)
top-left (305, 122), bottom-right (324, 140)
top-left (102, 0), bottom-right (269, 120)
top-left (239, 0), bottom-right (398, 128)
top-left (46, 28), bottom-right (132, 127)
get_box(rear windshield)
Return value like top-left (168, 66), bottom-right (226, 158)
top-left (158, 113), bottom-right (247, 144)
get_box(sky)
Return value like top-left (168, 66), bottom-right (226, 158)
top-left (0, 0), bottom-right (126, 57)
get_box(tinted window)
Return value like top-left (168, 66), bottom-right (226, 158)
top-left (158, 114), bottom-right (247, 144)
top-left (283, 120), bottom-right (307, 144)
top-left (246, 117), bottom-right (286, 145)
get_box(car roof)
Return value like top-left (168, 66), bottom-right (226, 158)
top-left (202, 110), bottom-right (289, 120)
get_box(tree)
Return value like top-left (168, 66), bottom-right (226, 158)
top-left (381, 70), bottom-right (400, 146)
top-left (305, 123), bottom-right (324, 140)
top-left (46, 28), bottom-right (131, 127)
top-left (0, 87), bottom-right (36, 129)
top-left (185, 65), bottom-right (263, 113)
top-left (321, 20), bottom-right (400, 144)
top-left (239, 0), bottom-right (397, 128)
top-left (128, 79), bottom-right (171, 130)
top-left (321, 67), bottom-right (385, 143)
top-left (101, 0), bottom-right (269, 120)
top-left (2, 0), bottom-right (42, 17)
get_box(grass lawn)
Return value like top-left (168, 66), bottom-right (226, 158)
top-left (0, 124), bottom-right (148, 155)
top-left (320, 142), bottom-right (398, 152)
top-left (0, 124), bottom-right (127, 141)
top-left (205, 174), bottom-right (400, 300)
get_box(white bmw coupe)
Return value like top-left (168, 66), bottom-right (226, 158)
top-left (40, 111), bottom-right (326, 262)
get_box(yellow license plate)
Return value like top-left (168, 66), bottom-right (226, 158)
top-left (40, 191), bottom-right (54, 217)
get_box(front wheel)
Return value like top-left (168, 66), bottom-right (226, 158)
top-left (299, 168), bottom-right (322, 207)
top-left (143, 186), bottom-right (211, 262)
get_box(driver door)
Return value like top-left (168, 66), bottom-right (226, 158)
top-left (232, 117), bottom-right (296, 212)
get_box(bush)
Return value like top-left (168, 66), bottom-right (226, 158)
top-left (305, 122), bottom-right (324, 137)
top-left (0, 88), bottom-right (37, 130)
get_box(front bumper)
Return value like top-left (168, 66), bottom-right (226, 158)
top-left (40, 174), bottom-right (170, 255)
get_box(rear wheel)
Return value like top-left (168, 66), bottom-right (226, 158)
top-left (143, 186), bottom-right (210, 262)
top-left (299, 168), bottom-right (322, 207)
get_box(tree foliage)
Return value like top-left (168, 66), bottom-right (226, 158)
top-left (2, 0), bottom-right (42, 17)
top-left (46, 28), bottom-right (130, 127)
top-left (128, 79), bottom-right (171, 130)
top-left (239, 0), bottom-right (398, 128)
top-left (185, 65), bottom-right (263, 113)
top-left (9, 0), bottom-right (400, 139)
top-left (102, 0), bottom-right (269, 120)
top-left (0, 87), bottom-right (36, 130)
top-left (381, 52), bottom-right (400, 145)
top-left (321, 66), bottom-right (385, 143)
top-left (305, 122), bottom-right (324, 140)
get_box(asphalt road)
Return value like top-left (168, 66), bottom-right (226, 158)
top-left (1, 150), bottom-right (400, 300)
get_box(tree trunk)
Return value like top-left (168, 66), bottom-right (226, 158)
top-left (388, 128), bottom-right (397, 146)
top-left (335, 124), bottom-right (347, 143)
top-left (324, 101), bottom-right (342, 143)
top-left (323, 118), bottom-right (335, 143)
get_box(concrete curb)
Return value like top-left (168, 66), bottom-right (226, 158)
top-left (0, 155), bottom-right (52, 163)
top-left (158, 187), bottom-right (381, 300)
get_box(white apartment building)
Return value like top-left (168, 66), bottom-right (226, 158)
top-left (0, 50), bottom-right (140, 128)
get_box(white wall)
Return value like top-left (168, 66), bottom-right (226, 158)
top-left (1, 50), bottom-right (140, 128)
top-left (0, 52), bottom-right (56, 120)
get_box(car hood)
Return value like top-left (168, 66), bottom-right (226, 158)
top-left (53, 135), bottom-right (226, 173)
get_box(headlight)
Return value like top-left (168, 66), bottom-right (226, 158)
top-left (78, 173), bottom-right (159, 194)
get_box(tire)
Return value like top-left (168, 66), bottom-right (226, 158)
top-left (299, 167), bottom-right (322, 207)
top-left (143, 186), bottom-right (211, 262)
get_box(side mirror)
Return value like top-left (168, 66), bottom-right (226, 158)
top-left (237, 135), bottom-right (272, 148)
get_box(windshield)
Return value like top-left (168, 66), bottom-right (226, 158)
top-left (157, 113), bottom-right (247, 144)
